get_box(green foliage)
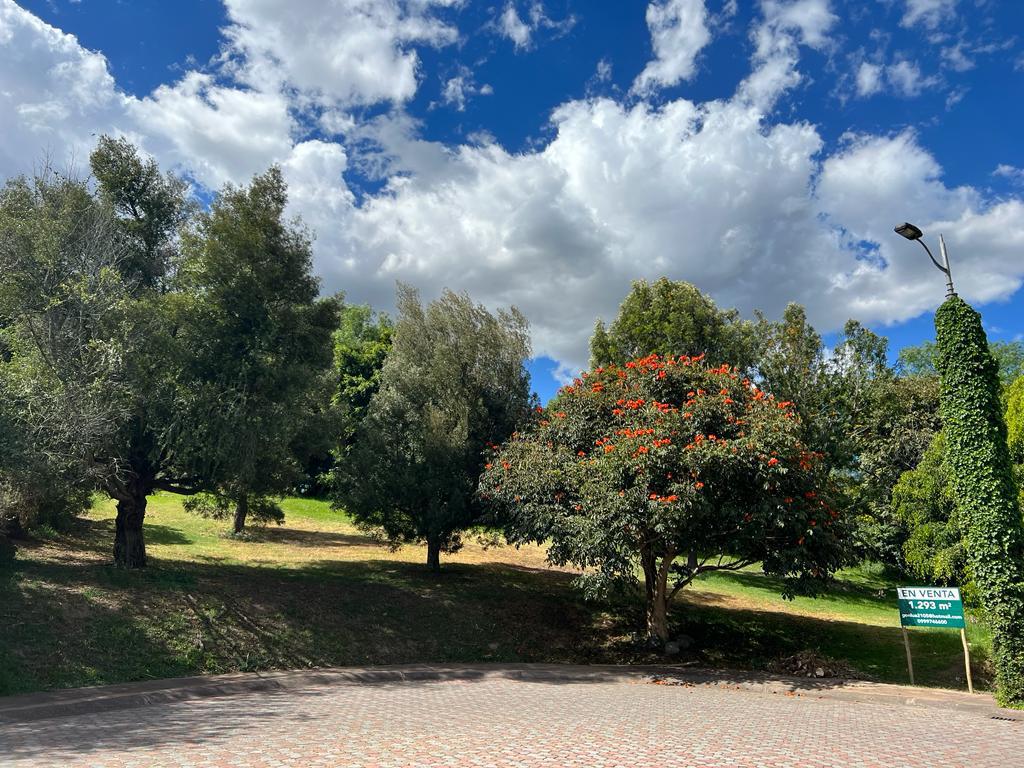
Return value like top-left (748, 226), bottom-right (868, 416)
top-left (590, 278), bottom-right (756, 370)
top-left (935, 296), bottom-right (1024, 707)
top-left (900, 339), bottom-right (1024, 386)
top-left (175, 167), bottom-right (339, 531)
top-left (754, 306), bottom-right (890, 475)
top-left (0, 167), bottom-right (129, 536)
top-left (854, 374), bottom-right (942, 566)
top-left (332, 303), bottom-right (393, 457)
top-left (480, 354), bottom-right (851, 642)
top-left (335, 285), bottom-right (532, 570)
top-left (1005, 376), bottom-right (1024, 464)
top-left (891, 433), bottom-right (967, 588)
top-left (90, 136), bottom-right (192, 290)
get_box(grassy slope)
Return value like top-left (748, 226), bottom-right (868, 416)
top-left (0, 494), bottom-right (991, 696)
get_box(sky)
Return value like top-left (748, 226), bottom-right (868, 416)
top-left (2, 0), bottom-right (1023, 402)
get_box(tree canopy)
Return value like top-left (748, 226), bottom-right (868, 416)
top-left (334, 285), bottom-right (533, 570)
top-left (480, 353), bottom-right (850, 643)
top-left (174, 167), bottom-right (338, 533)
top-left (590, 278), bottom-right (756, 370)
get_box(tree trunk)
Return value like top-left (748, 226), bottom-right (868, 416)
top-left (647, 590), bottom-right (669, 645)
top-left (113, 480), bottom-right (148, 569)
top-left (640, 547), bottom-right (668, 644)
top-left (426, 536), bottom-right (441, 573)
top-left (233, 494), bottom-right (249, 534)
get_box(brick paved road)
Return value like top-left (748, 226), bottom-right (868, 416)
top-left (2, 676), bottom-right (1022, 767)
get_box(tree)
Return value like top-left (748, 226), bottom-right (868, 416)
top-left (174, 167), bottom-right (339, 533)
top-left (90, 136), bottom-right (191, 290)
top-left (480, 354), bottom-right (849, 644)
top-left (754, 306), bottom-right (889, 475)
top-left (1006, 376), bottom-right (1024, 464)
top-left (935, 296), bottom-right (1024, 707)
top-left (890, 433), bottom-right (967, 588)
top-left (335, 285), bottom-right (532, 571)
top-left (899, 339), bottom-right (1024, 386)
top-left (0, 164), bottom-right (147, 559)
top-left (854, 373), bottom-right (943, 567)
top-left (331, 303), bottom-right (393, 464)
top-left (590, 278), bottom-right (756, 370)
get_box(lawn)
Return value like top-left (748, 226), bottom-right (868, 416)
top-left (0, 493), bottom-right (991, 696)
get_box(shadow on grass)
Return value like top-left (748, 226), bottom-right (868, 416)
top-left (0, 515), bottom-right (991, 706)
top-left (239, 527), bottom-right (382, 548)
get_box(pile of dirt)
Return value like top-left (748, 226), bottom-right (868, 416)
top-left (768, 650), bottom-right (861, 679)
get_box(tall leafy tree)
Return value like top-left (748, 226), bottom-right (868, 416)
top-left (1005, 376), bottom-right (1024, 464)
top-left (481, 354), bottom-right (849, 643)
top-left (90, 136), bottom-right (191, 290)
top-left (590, 279), bottom-right (756, 370)
top-left (176, 168), bottom-right (339, 533)
top-left (754, 306), bottom-right (889, 474)
top-left (335, 285), bottom-right (532, 571)
top-left (0, 163), bottom-right (151, 561)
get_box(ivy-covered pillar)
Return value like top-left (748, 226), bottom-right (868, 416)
top-left (935, 296), bottom-right (1024, 707)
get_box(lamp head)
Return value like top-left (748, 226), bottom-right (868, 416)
top-left (894, 222), bottom-right (923, 241)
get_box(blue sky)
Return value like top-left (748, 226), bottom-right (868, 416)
top-left (3, 0), bottom-right (1023, 402)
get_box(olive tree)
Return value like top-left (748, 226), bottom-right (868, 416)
top-left (335, 285), bottom-right (532, 571)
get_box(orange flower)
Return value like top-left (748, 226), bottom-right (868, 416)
top-left (694, 481), bottom-right (704, 490)
top-left (768, 457), bottom-right (779, 466)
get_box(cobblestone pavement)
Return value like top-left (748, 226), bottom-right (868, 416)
top-left (2, 676), bottom-right (1021, 767)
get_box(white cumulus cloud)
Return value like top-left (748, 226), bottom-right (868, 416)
top-left (632, 0), bottom-right (712, 94)
top-left (3, 0), bottom-right (1024, 378)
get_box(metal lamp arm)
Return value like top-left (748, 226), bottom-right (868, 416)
top-left (917, 239), bottom-right (948, 275)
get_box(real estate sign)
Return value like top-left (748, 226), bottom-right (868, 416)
top-left (897, 586), bottom-right (965, 629)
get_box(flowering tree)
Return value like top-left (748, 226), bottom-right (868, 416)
top-left (479, 354), bottom-right (850, 644)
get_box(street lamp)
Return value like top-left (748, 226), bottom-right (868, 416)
top-left (894, 222), bottom-right (956, 297)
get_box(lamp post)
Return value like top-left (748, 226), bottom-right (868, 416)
top-left (894, 222), bottom-right (956, 298)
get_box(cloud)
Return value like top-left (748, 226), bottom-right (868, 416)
top-left (4, 0), bottom-right (1024, 378)
top-left (852, 57), bottom-right (941, 99)
top-left (218, 0), bottom-right (459, 108)
top-left (901, 0), bottom-right (958, 30)
top-left (738, 0), bottom-right (837, 109)
top-left (886, 59), bottom-right (940, 97)
top-left (632, 0), bottom-right (712, 94)
top-left (855, 62), bottom-right (883, 96)
top-left (496, 2), bottom-right (576, 52)
top-left (438, 67), bottom-right (493, 111)
top-left (0, 0), bottom-right (126, 175)
top-left (131, 72), bottom-right (296, 189)
top-left (995, 164), bottom-right (1024, 185)
top-left (498, 3), bottom-right (532, 49)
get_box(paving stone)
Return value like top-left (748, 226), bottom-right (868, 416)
top-left (2, 677), bottom-right (1021, 767)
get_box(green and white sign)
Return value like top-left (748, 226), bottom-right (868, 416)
top-left (897, 586), bottom-right (965, 629)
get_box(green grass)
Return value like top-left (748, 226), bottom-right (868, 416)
top-left (0, 493), bottom-right (993, 696)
